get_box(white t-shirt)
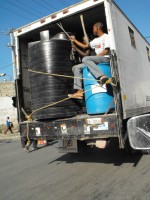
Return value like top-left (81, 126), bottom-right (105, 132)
top-left (90, 33), bottom-right (110, 56)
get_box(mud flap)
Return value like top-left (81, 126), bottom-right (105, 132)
top-left (58, 138), bottom-right (78, 153)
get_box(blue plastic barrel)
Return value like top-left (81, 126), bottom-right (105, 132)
top-left (83, 63), bottom-right (115, 114)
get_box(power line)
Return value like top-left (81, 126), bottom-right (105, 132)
top-left (62, 0), bottom-right (71, 6)
top-left (0, 5), bottom-right (31, 21)
top-left (5, 0), bottom-right (40, 19)
top-left (73, 0), bottom-right (81, 2)
top-left (58, 0), bottom-right (80, 7)
top-left (42, 0), bottom-right (58, 11)
top-left (0, 62), bottom-right (15, 70)
top-left (15, 0), bottom-right (45, 17)
top-left (75, 0), bottom-right (80, 3)
top-left (0, 31), bottom-right (9, 35)
top-left (32, 0), bottom-right (54, 12)
top-left (57, 0), bottom-right (68, 7)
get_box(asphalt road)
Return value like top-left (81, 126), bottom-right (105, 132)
top-left (0, 139), bottom-right (150, 200)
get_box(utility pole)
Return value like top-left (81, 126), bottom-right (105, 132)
top-left (7, 29), bottom-right (16, 80)
top-left (0, 29), bottom-right (16, 80)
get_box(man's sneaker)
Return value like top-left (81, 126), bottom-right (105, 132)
top-left (100, 76), bottom-right (109, 85)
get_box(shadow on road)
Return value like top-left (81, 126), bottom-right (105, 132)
top-left (49, 139), bottom-right (142, 167)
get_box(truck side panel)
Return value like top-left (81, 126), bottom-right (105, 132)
top-left (111, 3), bottom-right (150, 119)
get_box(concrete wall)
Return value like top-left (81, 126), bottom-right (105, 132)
top-left (0, 97), bottom-right (18, 126)
top-left (0, 81), bottom-right (15, 97)
top-left (0, 82), bottom-right (18, 127)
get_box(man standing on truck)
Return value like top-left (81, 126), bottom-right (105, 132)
top-left (68, 22), bottom-right (110, 99)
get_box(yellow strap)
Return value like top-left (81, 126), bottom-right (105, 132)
top-left (21, 69), bottom-right (116, 119)
top-left (28, 69), bottom-right (107, 83)
top-left (26, 122), bottom-right (30, 145)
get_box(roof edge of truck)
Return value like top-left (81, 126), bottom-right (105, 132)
top-left (13, 0), bottom-right (149, 46)
top-left (13, 0), bottom-right (104, 37)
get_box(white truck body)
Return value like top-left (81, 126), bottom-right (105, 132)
top-left (13, 0), bottom-right (150, 120)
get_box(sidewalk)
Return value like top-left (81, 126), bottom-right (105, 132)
top-left (0, 130), bottom-right (20, 143)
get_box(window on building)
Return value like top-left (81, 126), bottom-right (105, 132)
top-left (146, 46), bottom-right (150, 61)
top-left (128, 27), bottom-right (136, 48)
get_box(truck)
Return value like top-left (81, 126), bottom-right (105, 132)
top-left (12, 0), bottom-right (150, 153)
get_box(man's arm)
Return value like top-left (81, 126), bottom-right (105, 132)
top-left (72, 44), bottom-right (90, 57)
top-left (69, 37), bottom-right (89, 49)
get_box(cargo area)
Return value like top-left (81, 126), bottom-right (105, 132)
top-left (17, 2), bottom-right (112, 122)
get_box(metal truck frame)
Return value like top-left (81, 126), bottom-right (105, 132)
top-left (12, 0), bottom-right (150, 152)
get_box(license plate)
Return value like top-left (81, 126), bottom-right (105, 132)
top-left (87, 118), bottom-right (102, 125)
top-left (38, 139), bottom-right (47, 145)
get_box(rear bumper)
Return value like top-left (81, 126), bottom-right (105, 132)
top-left (53, 113), bottom-right (118, 139)
top-left (20, 113), bottom-right (118, 141)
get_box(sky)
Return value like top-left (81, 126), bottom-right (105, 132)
top-left (0, 0), bottom-right (150, 81)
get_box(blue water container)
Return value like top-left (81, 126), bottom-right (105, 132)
top-left (83, 63), bottom-right (115, 114)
